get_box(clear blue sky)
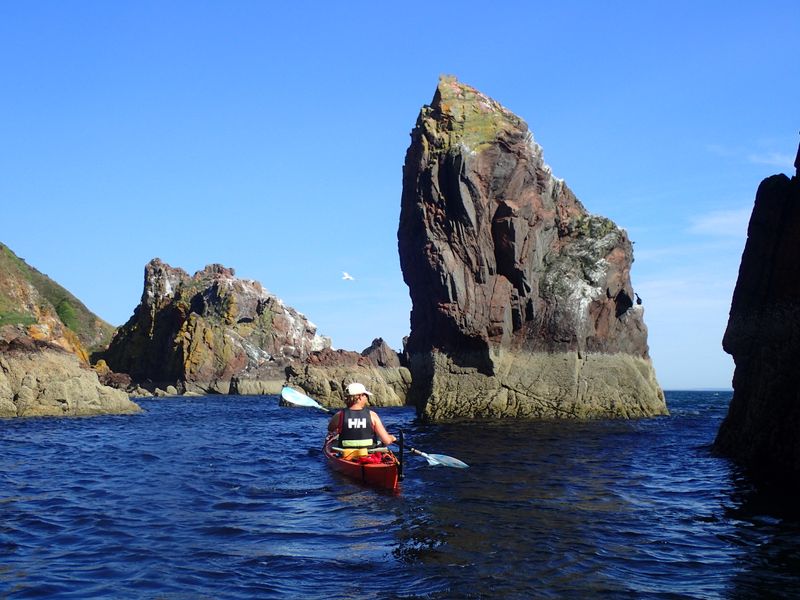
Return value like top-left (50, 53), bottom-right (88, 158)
top-left (2, 2), bottom-right (797, 390)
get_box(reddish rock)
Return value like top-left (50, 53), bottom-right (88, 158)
top-left (398, 76), bottom-right (664, 420)
top-left (306, 347), bottom-right (373, 368)
top-left (362, 338), bottom-right (402, 368)
top-left (286, 343), bottom-right (410, 408)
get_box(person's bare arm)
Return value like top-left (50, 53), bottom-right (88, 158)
top-left (370, 411), bottom-right (396, 446)
top-left (328, 412), bottom-right (341, 435)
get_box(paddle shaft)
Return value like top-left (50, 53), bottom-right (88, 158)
top-left (398, 430), bottom-right (404, 481)
top-left (281, 387), bottom-right (467, 468)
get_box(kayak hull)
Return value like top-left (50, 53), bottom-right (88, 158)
top-left (323, 439), bottom-right (400, 490)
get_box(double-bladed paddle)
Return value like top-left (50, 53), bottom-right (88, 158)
top-left (280, 386), bottom-right (469, 468)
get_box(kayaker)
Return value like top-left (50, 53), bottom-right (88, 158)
top-left (327, 382), bottom-right (396, 460)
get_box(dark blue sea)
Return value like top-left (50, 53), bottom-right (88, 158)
top-left (2, 391), bottom-right (800, 599)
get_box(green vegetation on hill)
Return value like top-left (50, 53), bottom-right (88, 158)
top-left (0, 311), bottom-right (37, 328)
top-left (0, 242), bottom-right (116, 351)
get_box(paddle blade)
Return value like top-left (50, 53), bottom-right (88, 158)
top-left (281, 386), bottom-right (330, 412)
top-left (424, 453), bottom-right (469, 469)
top-left (410, 447), bottom-right (469, 468)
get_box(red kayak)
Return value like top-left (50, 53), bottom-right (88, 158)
top-left (323, 438), bottom-right (400, 490)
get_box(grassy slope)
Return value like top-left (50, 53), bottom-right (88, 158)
top-left (0, 242), bottom-right (115, 352)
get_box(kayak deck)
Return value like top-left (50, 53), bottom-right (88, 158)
top-left (323, 439), bottom-right (400, 490)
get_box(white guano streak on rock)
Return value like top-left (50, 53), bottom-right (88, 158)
top-left (147, 273), bottom-right (174, 302)
top-left (459, 141), bottom-right (477, 156)
top-left (525, 132), bottom-right (565, 194)
top-left (239, 336), bottom-right (271, 364)
top-left (161, 273), bottom-right (176, 299)
top-left (272, 294), bottom-right (330, 353)
top-left (585, 257), bottom-right (610, 287)
top-left (566, 278), bottom-right (603, 339)
top-left (311, 335), bottom-right (329, 352)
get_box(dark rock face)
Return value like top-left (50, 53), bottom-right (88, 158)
top-left (714, 161), bottom-right (800, 487)
top-left (398, 76), bottom-right (665, 420)
top-left (100, 259), bottom-right (330, 394)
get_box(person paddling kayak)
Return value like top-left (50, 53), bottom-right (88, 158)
top-left (327, 382), bottom-right (396, 460)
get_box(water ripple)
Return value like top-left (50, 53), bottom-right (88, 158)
top-left (2, 392), bottom-right (800, 598)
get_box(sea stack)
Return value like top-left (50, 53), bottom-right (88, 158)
top-left (100, 259), bottom-right (330, 394)
top-left (714, 140), bottom-right (800, 488)
top-left (398, 76), bottom-right (666, 421)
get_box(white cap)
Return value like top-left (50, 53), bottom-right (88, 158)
top-left (345, 382), bottom-right (372, 396)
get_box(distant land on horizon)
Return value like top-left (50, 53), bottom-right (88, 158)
top-left (665, 388), bottom-right (732, 393)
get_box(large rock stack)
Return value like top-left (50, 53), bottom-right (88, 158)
top-left (714, 145), bottom-right (800, 488)
top-left (100, 259), bottom-right (330, 394)
top-left (398, 76), bottom-right (665, 421)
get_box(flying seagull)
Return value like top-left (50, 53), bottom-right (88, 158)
top-left (342, 272), bottom-right (355, 281)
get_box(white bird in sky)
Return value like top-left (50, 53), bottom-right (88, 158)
top-left (342, 271), bottom-right (355, 281)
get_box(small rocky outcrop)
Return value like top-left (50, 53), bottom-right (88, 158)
top-left (0, 336), bottom-right (141, 418)
top-left (286, 339), bottom-right (411, 407)
top-left (362, 337), bottom-right (402, 367)
top-left (398, 76), bottom-right (665, 421)
top-left (714, 145), bottom-right (800, 488)
top-left (98, 259), bottom-right (331, 394)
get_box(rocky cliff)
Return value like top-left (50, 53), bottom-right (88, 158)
top-left (714, 148), bottom-right (800, 488)
top-left (99, 259), bottom-right (331, 394)
top-left (0, 242), bottom-right (115, 360)
top-left (398, 76), bottom-right (665, 421)
top-left (0, 243), bottom-right (139, 418)
top-left (286, 338), bottom-right (411, 407)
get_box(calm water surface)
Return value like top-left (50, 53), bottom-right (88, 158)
top-left (2, 391), bottom-right (800, 599)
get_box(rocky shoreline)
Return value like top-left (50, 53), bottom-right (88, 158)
top-left (0, 336), bottom-right (140, 418)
